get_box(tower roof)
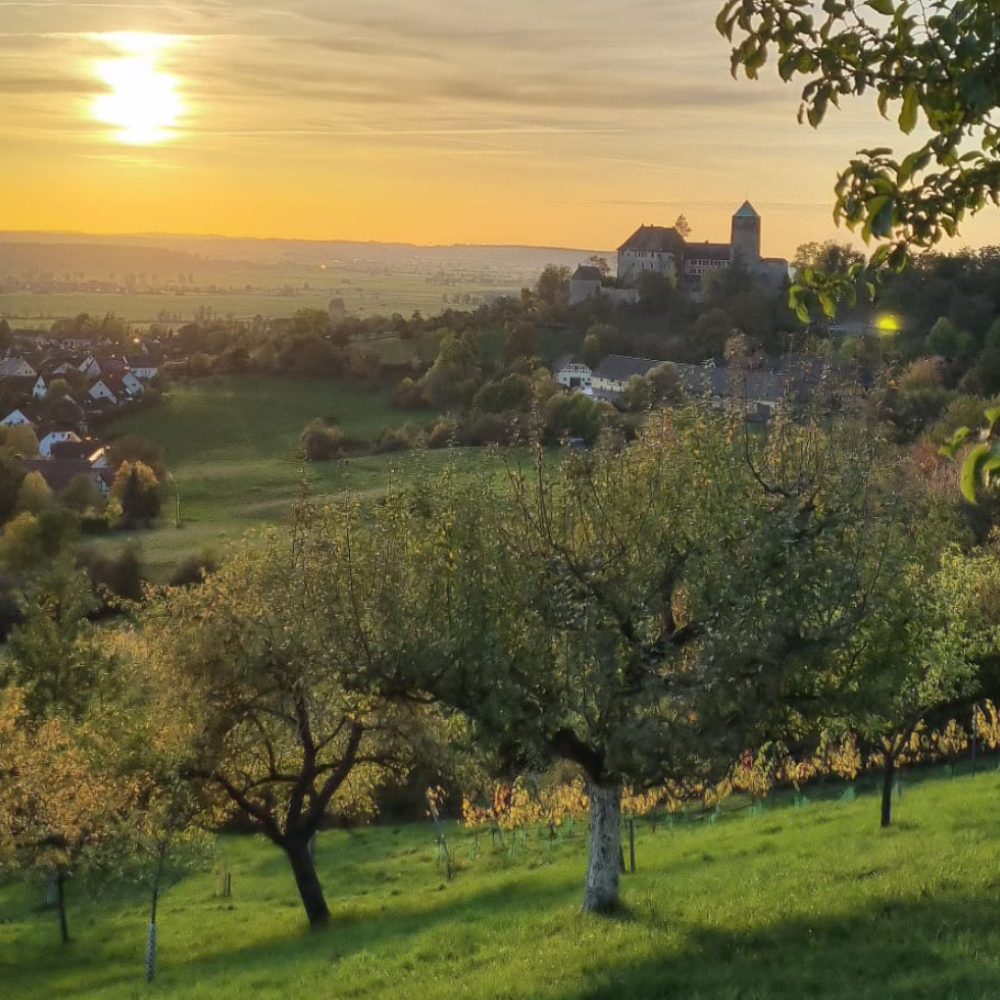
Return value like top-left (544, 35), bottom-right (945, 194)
top-left (734, 201), bottom-right (760, 219)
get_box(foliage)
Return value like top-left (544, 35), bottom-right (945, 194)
top-left (112, 461), bottom-right (161, 527)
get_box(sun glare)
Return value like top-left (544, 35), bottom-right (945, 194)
top-left (91, 33), bottom-right (183, 146)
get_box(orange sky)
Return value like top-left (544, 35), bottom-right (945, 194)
top-left (2, 0), bottom-right (1000, 255)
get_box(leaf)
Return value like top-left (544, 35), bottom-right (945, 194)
top-left (961, 444), bottom-right (991, 504)
top-left (867, 0), bottom-right (895, 13)
top-left (899, 86), bottom-right (919, 135)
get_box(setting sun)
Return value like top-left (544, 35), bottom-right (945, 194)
top-left (91, 34), bottom-right (183, 145)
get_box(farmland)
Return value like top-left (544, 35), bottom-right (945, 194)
top-left (2, 769), bottom-right (998, 1000)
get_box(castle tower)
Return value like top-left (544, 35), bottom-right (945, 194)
top-left (730, 201), bottom-right (761, 264)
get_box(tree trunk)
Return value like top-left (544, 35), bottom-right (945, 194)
top-left (881, 754), bottom-right (895, 829)
top-left (583, 782), bottom-right (623, 913)
top-left (56, 872), bottom-right (70, 945)
top-left (285, 836), bottom-right (331, 927)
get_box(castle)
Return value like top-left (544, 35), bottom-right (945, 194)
top-left (570, 202), bottom-right (789, 305)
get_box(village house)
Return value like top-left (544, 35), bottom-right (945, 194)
top-left (0, 408), bottom-right (32, 428)
top-left (0, 357), bottom-right (36, 379)
top-left (38, 429), bottom-right (82, 458)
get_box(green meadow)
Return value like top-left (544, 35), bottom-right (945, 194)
top-left (94, 376), bottom-right (463, 577)
top-left (3, 770), bottom-right (999, 999)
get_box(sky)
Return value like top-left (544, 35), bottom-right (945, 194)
top-left (2, 0), bottom-right (1000, 255)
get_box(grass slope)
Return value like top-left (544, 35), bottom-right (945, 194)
top-left (3, 771), bottom-right (1000, 999)
top-left (95, 376), bottom-right (459, 577)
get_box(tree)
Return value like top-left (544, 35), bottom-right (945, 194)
top-left (674, 214), bottom-right (692, 239)
top-left (134, 508), bottom-right (432, 927)
top-left (587, 255), bottom-right (612, 278)
top-left (535, 265), bottom-right (570, 310)
top-left (845, 545), bottom-right (992, 827)
top-left (0, 318), bottom-right (11, 352)
top-left (1, 556), bottom-right (102, 720)
top-left (59, 474), bottom-right (103, 514)
top-left (107, 437), bottom-right (166, 479)
top-left (0, 425), bottom-right (39, 460)
top-left (503, 322), bottom-right (538, 365)
top-left (0, 691), bottom-right (128, 944)
top-left (113, 462), bottom-right (161, 527)
top-left (720, 0), bottom-right (1000, 310)
top-left (394, 410), bottom-right (909, 911)
top-left (420, 332), bottom-right (481, 408)
top-left (16, 472), bottom-right (52, 516)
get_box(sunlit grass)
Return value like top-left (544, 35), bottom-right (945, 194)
top-left (2, 769), bottom-right (999, 999)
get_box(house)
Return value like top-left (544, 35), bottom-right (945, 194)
top-left (21, 459), bottom-right (114, 497)
top-left (78, 356), bottom-right (102, 379)
top-left (39, 429), bottom-right (82, 458)
top-left (552, 356), bottom-right (594, 391)
top-left (0, 408), bottom-right (33, 428)
top-left (88, 372), bottom-right (141, 406)
top-left (125, 359), bottom-right (159, 381)
top-left (0, 357), bottom-right (37, 379)
top-left (88, 380), bottom-right (120, 405)
top-left (119, 371), bottom-right (145, 396)
top-left (591, 355), bottom-right (669, 398)
top-left (31, 375), bottom-right (47, 399)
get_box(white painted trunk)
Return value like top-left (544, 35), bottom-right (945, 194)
top-left (583, 782), bottom-right (623, 913)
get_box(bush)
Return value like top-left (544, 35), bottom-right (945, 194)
top-left (77, 541), bottom-right (145, 604)
top-left (371, 425), bottom-right (421, 455)
top-left (169, 549), bottom-right (219, 588)
top-left (426, 418), bottom-right (458, 449)
top-left (300, 420), bottom-right (361, 461)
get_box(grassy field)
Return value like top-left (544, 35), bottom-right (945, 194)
top-left (0, 272), bottom-right (520, 327)
top-left (93, 375), bottom-right (488, 578)
top-left (2, 770), bottom-right (999, 999)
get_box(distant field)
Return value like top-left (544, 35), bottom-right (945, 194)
top-left (2, 769), bottom-right (998, 999)
top-left (0, 270), bottom-right (524, 327)
top-left (93, 376), bottom-right (487, 578)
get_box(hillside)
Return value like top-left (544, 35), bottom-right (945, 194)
top-left (94, 376), bottom-right (486, 577)
top-left (2, 771), bottom-right (997, 1000)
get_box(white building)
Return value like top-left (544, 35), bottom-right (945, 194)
top-left (39, 430), bottom-right (82, 458)
top-left (553, 357), bottom-right (593, 391)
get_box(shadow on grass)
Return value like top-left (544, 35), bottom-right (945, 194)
top-left (43, 867), bottom-right (584, 999)
top-left (576, 894), bottom-right (1000, 1000)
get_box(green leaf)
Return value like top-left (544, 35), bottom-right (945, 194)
top-left (867, 0), bottom-right (895, 14)
top-left (961, 444), bottom-right (991, 504)
top-left (899, 86), bottom-right (919, 135)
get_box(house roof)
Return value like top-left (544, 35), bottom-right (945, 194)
top-left (594, 355), bottom-right (667, 383)
top-left (617, 225), bottom-right (686, 255)
top-left (571, 265), bottom-right (603, 282)
top-left (48, 440), bottom-right (93, 461)
top-left (553, 355), bottom-right (589, 374)
top-left (0, 357), bottom-right (36, 378)
top-left (734, 201), bottom-right (760, 219)
top-left (684, 243), bottom-right (732, 261)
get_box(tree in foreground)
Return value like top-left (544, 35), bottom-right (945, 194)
top-left (132, 508), bottom-right (436, 927)
top-left (390, 410), bottom-right (914, 911)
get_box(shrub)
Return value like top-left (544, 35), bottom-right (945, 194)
top-left (300, 420), bottom-right (361, 461)
top-left (77, 541), bottom-right (145, 604)
top-left (169, 549), bottom-right (220, 588)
